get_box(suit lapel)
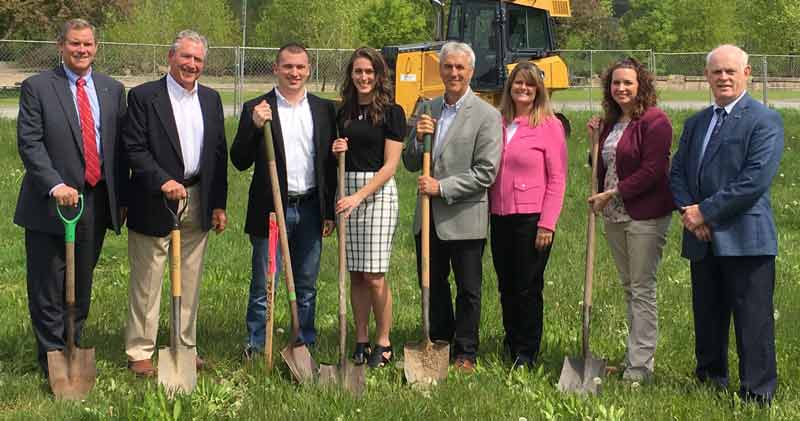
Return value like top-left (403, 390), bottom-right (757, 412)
top-left (266, 90), bottom-right (287, 166)
top-left (153, 77), bottom-right (184, 163)
top-left (198, 85), bottom-right (214, 173)
top-left (51, 67), bottom-right (84, 155)
top-left (435, 92), bottom-right (473, 161)
top-left (94, 74), bottom-right (114, 163)
top-left (691, 106), bottom-right (714, 184)
top-left (308, 94), bottom-right (324, 177)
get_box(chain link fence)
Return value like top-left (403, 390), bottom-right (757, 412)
top-left (556, 49), bottom-right (800, 110)
top-left (2, 40), bottom-right (800, 118)
top-left (0, 40), bottom-right (352, 117)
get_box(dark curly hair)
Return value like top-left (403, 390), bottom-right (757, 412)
top-left (601, 57), bottom-right (657, 125)
top-left (339, 47), bottom-right (393, 127)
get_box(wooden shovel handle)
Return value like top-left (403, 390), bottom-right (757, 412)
top-left (420, 102), bottom-right (433, 338)
top-left (170, 230), bottom-right (181, 297)
top-left (263, 122), bottom-right (301, 343)
top-left (337, 152), bottom-right (348, 362)
top-left (582, 129), bottom-right (601, 357)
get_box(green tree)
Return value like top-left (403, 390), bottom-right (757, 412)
top-left (620, 0), bottom-right (677, 51)
top-left (0, 0), bottom-right (130, 40)
top-left (736, 0), bottom-right (800, 54)
top-left (554, 0), bottom-right (623, 50)
top-left (357, 0), bottom-right (432, 48)
top-left (103, 0), bottom-right (238, 46)
top-left (251, 0), bottom-right (365, 48)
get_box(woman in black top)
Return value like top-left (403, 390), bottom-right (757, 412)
top-left (332, 47), bottom-right (405, 368)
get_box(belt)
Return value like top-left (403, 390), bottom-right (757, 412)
top-left (286, 188), bottom-right (317, 206)
top-left (183, 174), bottom-right (201, 187)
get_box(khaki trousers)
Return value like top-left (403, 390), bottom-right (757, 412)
top-left (125, 186), bottom-right (209, 361)
top-left (604, 214), bottom-right (671, 373)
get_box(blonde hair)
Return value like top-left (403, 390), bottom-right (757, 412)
top-left (498, 62), bottom-right (553, 127)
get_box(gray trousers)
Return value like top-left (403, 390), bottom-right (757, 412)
top-left (604, 214), bottom-right (671, 373)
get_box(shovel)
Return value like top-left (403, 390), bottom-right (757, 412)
top-left (262, 121), bottom-right (316, 383)
top-left (404, 103), bottom-right (449, 386)
top-left (319, 151), bottom-right (366, 396)
top-left (264, 212), bottom-right (278, 372)
top-left (158, 195), bottom-right (197, 395)
top-left (557, 128), bottom-right (606, 395)
top-left (48, 194), bottom-right (96, 400)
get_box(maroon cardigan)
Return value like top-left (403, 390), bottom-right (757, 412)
top-left (597, 106), bottom-right (675, 220)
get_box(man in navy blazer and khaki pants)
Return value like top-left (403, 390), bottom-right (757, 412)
top-left (670, 44), bottom-right (783, 404)
top-left (15, 19), bottom-right (128, 376)
top-left (122, 30), bottom-right (228, 376)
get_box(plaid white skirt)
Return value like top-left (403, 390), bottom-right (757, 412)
top-left (342, 172), bottom-right (398, 273)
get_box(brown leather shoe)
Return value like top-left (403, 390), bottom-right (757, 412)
top-left (454, 356), bottom-right (475, 374)
top-left (128, 359), bottom-right (156, 377)
top-left (196, 355), bottom-right (205, 371)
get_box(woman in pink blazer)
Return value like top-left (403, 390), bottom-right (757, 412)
top-left (489, 62), bottom-right (567, 369)
top-left (587, 58), bottom-right (674, 383)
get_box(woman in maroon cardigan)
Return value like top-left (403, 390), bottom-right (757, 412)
top-left (587, 58), bottom-right (674, 383)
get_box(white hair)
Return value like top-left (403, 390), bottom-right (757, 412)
top-left (170, 30), bottom-right (209, 57)
top-left (439, 41), bottom-right (476, 68)
top-left (706, 44), bottom-right (748, 68)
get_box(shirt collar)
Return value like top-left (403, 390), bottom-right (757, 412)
top-left (63, 64), bottom-right (92, 84)
top-left (166, 73), bottom-right (198, 98)
top-left (275, 87), bottom-right (308, 106)
top-left (443, 87), bottom-right (471, 112)
top-left (714, 90), bottom-right (746, 115)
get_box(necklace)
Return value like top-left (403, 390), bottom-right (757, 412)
top-left (358, 105), bottom-right (367, 121)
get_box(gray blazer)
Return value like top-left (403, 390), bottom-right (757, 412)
top-left (403, 90), bottom-right (502, 241)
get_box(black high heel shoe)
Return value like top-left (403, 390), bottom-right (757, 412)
top-left (368, 344), bottom-right (393, 368)
top-left (352, 342), bottom-right (371, 365)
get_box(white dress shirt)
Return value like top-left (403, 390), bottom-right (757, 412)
top-left (276, 88), bottom-right (316, 194)
top-left (166, 73), bottom-right (204, 178)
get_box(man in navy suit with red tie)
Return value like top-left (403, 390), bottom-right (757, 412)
top-left (15, 19), bottom-right (128, 377)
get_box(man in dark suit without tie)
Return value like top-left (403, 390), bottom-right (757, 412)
top-left (15, 19), bottom-right (128, 376)
top-left (122, 30), bottom-right (228, 377)
top-left (670, 44), bottom-right (784, 405)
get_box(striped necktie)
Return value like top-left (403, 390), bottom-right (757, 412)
top-left (76, 77), bottom-right (100, 186)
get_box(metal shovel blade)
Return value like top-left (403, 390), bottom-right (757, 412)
top-left (280, 343), bottom-right (316, 384)
top-left (403, 339), bottom-right (449, 386)
top-left (47, 347), bottom-right (96, 400)
top-left (557, 353), bottom-right (606, 395)
top-left (319, 361), bottom-right (366, 396)
top-left (157, 346), bottom-right (197, 395)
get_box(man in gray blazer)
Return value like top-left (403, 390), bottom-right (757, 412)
top-left (670, 44), bottom-right (783, 405)
top-left (403, 41), bottom-right (502, 373)
top-left (15, 19), bottom-right (128, 376)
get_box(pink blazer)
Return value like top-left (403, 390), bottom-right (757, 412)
top-left (490, 115), bottom-right (568, 231)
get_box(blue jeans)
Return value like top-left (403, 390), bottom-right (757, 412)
top-left (245, 195), bottom-right (322, 350)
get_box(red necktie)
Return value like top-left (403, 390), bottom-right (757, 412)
top-left (76, 77), bottom-right (101, 186)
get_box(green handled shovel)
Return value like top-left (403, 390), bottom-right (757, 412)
top-left (263, 121), bottom-right (317, 383)
top-left (48, 194), bottom-right (97, 400)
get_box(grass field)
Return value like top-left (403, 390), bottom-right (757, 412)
top-left (0, 110), bottom-right (798, 420)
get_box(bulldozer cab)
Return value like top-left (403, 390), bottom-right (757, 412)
top-left (381, 0), bottom-right (570, 120)
top-left (448, 0), bottom-right (556, 91)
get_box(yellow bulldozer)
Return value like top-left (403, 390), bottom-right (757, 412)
top-left (381, 0), bottom-right (571, 127)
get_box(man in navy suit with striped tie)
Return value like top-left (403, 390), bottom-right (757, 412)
top-left (670, 44), bottom-right (784, 405)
